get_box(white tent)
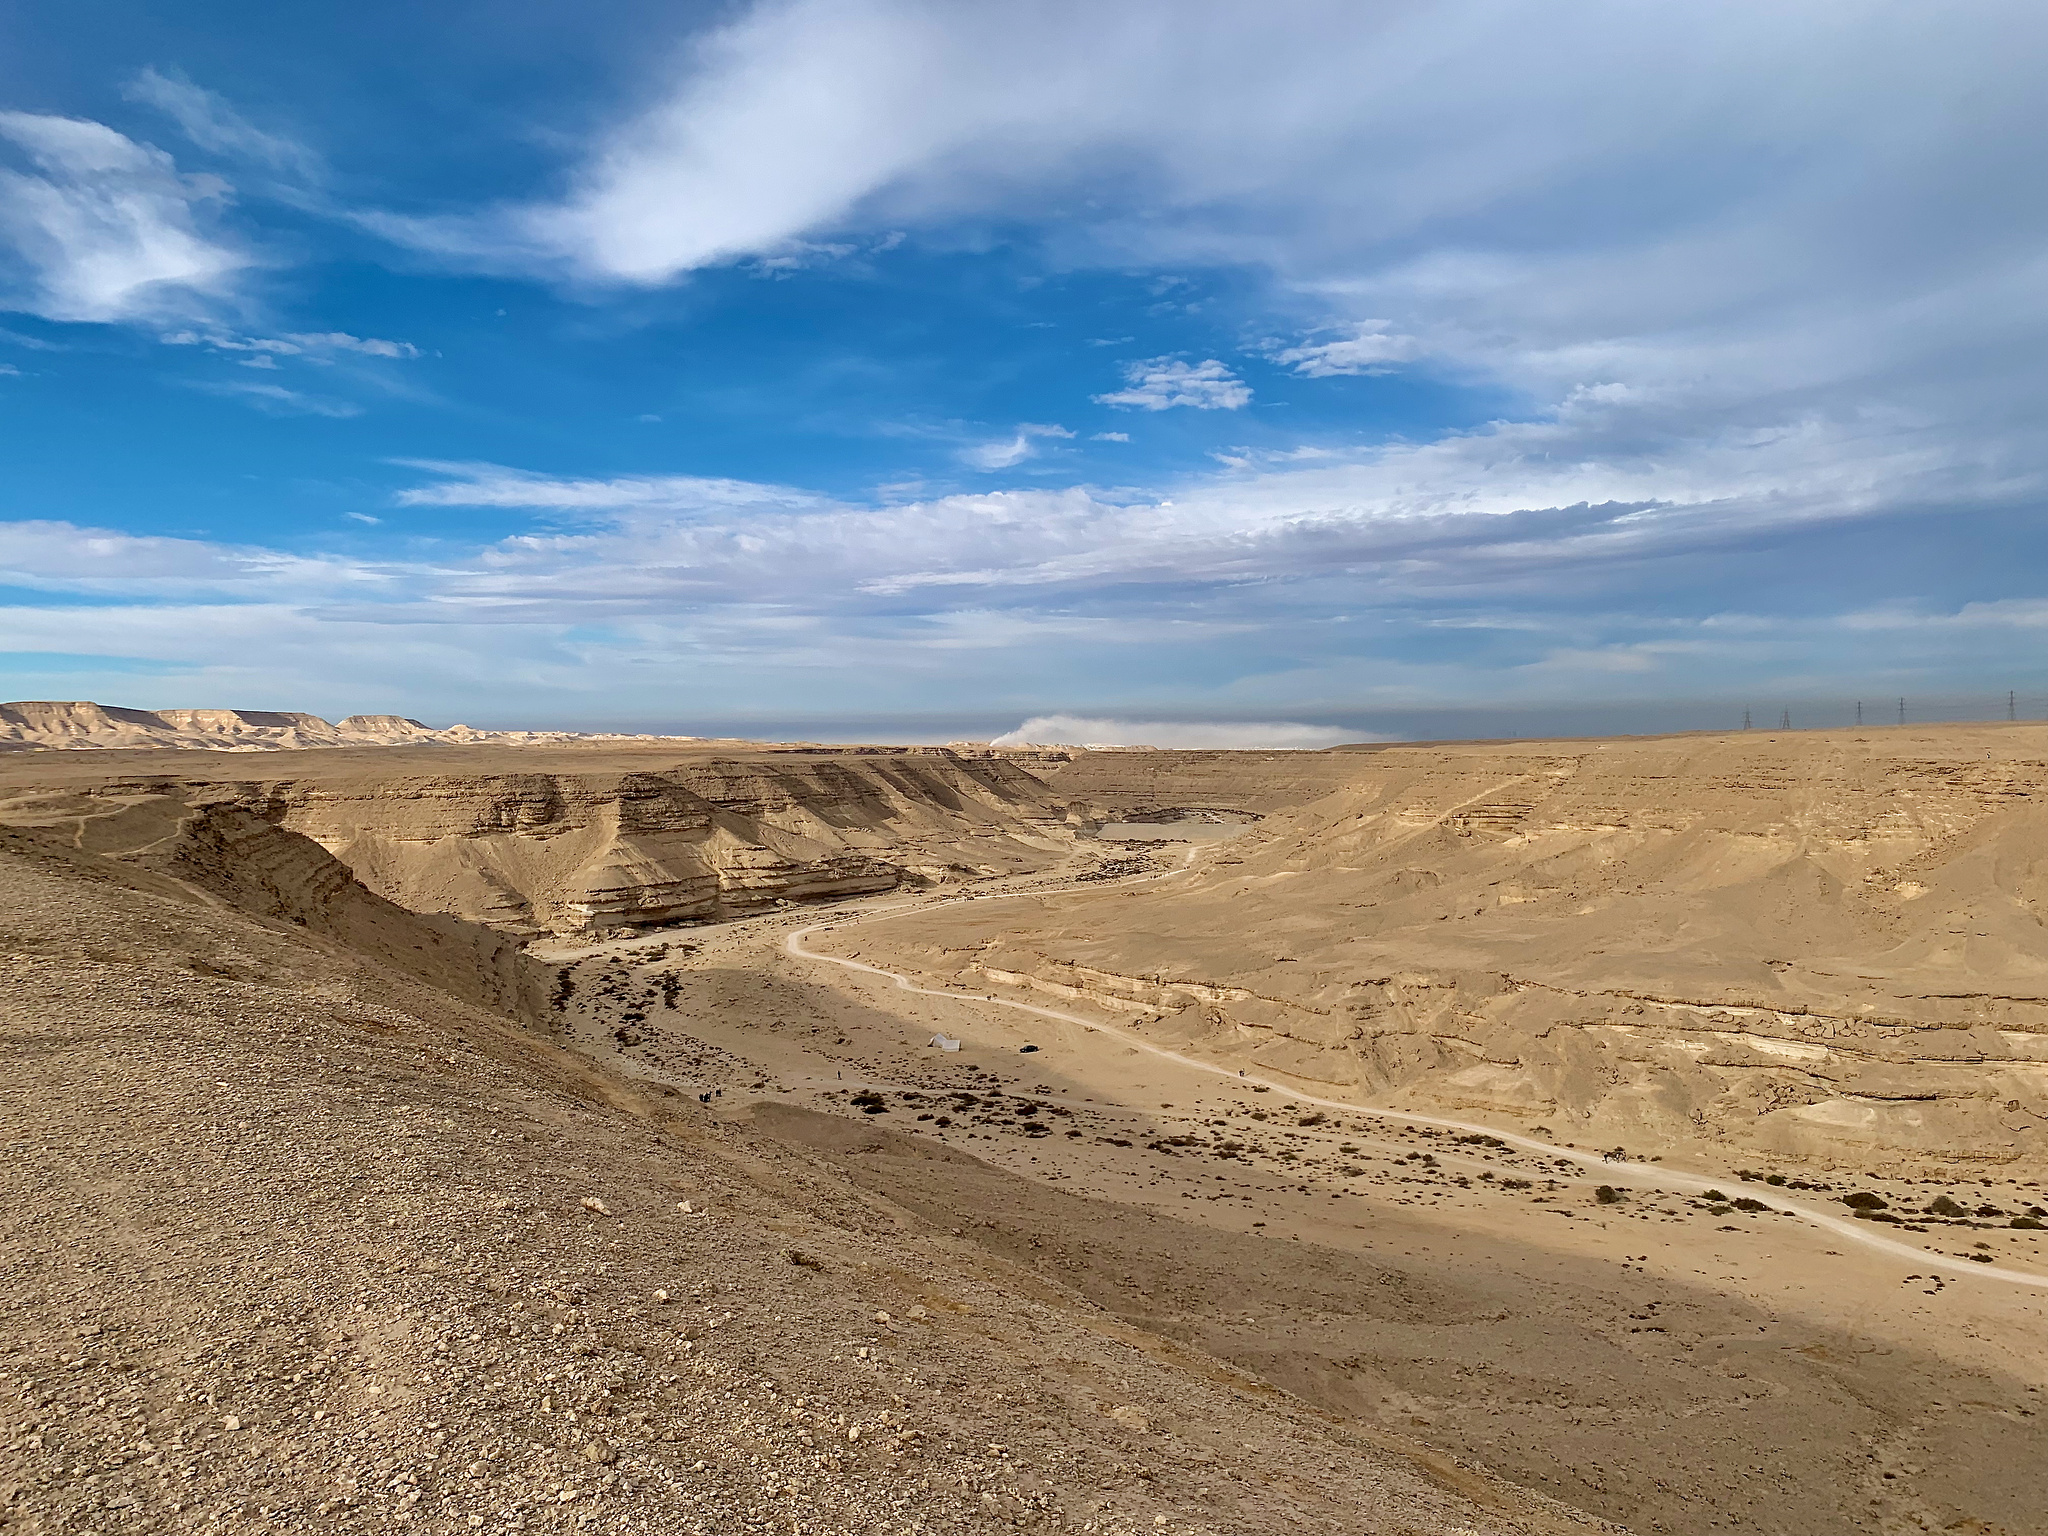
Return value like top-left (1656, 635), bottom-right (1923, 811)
top-left (929, 1033), bottom-right (961, 1051)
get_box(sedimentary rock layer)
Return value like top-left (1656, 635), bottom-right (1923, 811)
top-left (855, 724), bottom-right (2048, 1172)
top-left (0, 749), bottom-right (1091, 938)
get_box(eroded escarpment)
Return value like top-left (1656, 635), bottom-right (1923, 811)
top-left (839, 725), bottom-right (2048, 1172)
top-left (0, 785), bottom-right (553, 1023)
top-left (0, 750), bottom-right (1097, 941)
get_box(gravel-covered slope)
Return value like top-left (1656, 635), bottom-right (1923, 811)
top-left (0, 829), bottom-right (1599, 1536)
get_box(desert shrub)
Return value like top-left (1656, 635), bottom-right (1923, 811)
top-left (1595, 1186), bottom-right (1624, 1204)
top-left (1926, 1195), bottom-right (1969, 1218)
top-left (1841, 1191), bottom-right (1889, 1210)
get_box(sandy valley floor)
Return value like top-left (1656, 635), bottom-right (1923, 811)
top-left (537, 838), bottom-right (2048, 1536)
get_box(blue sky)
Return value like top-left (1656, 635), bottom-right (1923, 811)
top-left (0, 1), bottom-right (2042, 742)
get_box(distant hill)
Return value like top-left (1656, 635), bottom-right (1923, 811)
top-left (0, 699), bottom-right (692, 752)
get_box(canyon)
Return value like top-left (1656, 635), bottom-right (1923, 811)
top-left (3, 713), bottom-right (2045, 1536)
top-left (0, 742), bottom-right (1091, 938)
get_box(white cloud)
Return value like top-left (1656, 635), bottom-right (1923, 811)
top-left (190, 379), bottom-right (362, 417)
top-left (355, 1), bottom-right (2041, 573)
top-left (1094, 357), bottom-right (1249, 411)
top-left (0, 111), bottom-right (249, 323)
top-left (1, 6), bottom-right (2037, 722)
top-left (391, 461), bottom-right (827, 516)
top-left (122, 67), bottom-right (319, 181)
top-left (162, 328), bottom-right (419, 360)
top-left (959, 422), bottom-right (1073, 470)
top-left (384, 398), bottom-right (2006, 612)
top-left (1090, 431), bottom-right (1129, 442)
top-left (990, 714), bottom-right (1367, 749)
top-left (0, 518), bottom-right (361, 593)
top-left (283, 331), bottom-right (417, 359)
top-left (1267, 321), bottom-right (1421, 376)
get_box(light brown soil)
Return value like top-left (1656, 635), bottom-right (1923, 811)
top-left (867, 724), bottom-right (2048, 1176)
top-left (546, 877), bottom-right (2048, 1536)
top-left (7, 725), bottom-right (2047, 1536)
top-left (0, 807), bottom-right (1593, 1536)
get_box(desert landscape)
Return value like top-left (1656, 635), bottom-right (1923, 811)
top-left (1, 703), bottom-right (2044, 1536)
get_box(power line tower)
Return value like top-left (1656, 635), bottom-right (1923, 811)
top-left (1897, 697), bottom-right (1906, 725)
top-left (2012, 690), bottom-right (2019, 721)
top-left (1742, 708), bottom-right (1751, 730)
top-left (1855, 700), bottom-right (1863, 726)
top-left (1778, 709), bottom-right (1790, 730)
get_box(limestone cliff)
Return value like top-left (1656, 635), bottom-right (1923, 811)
top-left (0, 749), bottom-right (1090, 939)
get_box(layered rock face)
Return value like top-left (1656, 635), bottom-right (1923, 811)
top-left (854, 725), bottom-right (2048, 1172)
top-left (0, 750), bottom-right (1089, 938)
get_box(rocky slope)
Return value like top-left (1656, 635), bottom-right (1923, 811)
top-left (1024, 746), bottom-right (1382, 818)
top-left (0, 796), bottom-right (1593, 1536)
top-left (0, 748), bottom-right (1095, 939)
top-left (848, 724), bottom-right (2048, 1173)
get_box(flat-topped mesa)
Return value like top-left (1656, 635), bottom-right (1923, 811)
top-left (0, 699), bottom-right (698, 752)
top-left (157, 708), bottom-right (336, 731)
top-left (333, 713), bottom-right (436, 738)
top-left (0, 700), bottom-right (183, 745)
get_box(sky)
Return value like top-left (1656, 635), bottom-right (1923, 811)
top-left (0, 0), bottom-right (2042, 744)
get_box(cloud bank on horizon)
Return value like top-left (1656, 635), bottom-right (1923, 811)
top-left (989, 716), bottom-right (1364, 751)
top-left (0, 1), bottom-right (2040, 732)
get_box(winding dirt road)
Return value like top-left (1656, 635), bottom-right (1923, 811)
top-left (785, 872), bottom-right (2048, 1291)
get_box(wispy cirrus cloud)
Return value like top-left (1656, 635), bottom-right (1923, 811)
top-left (163, 328), bottom-right (420, 364)
top-left (958, 422), bottom-right (1073, 470)
top-left (188, 378), bottom-right (363, 417)
top-left (122, 66), bottom-right (321, 183)
top-left (0, 110), bottom-right (249, 323)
